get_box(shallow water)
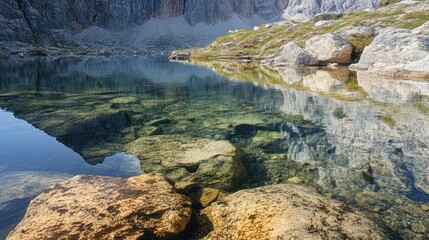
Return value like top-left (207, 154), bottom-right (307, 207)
top-left (0, 56), bottom-right (428, 239)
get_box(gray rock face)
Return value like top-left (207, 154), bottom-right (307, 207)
top-left (0, 0), bottom-right (379, 51)
top-left (355, 27), bottom-right (429, 75)
top-left (274, 42), bottom-right (319, 66)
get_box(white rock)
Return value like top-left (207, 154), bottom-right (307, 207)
top-left (305, 33), bottom-right (353, 63)
top-left (274, 42), bottom-right (319, 66)
top-left (356, 27), bottom-right (429, 74)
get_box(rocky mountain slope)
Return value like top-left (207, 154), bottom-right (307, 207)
top-left (181, 0), bottom-right (429, 77)
top-left (0, 0), bottom-right (379, 53)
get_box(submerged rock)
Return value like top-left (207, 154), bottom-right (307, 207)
top-left (0, 171), bottom-right (71, 211)
top-left (354, 27), bottom-right (429, 76)
top-left (125, 135), bottom-right (246, 191)
top-left (0, 171), bottom-right (71, 233)
top-left (305, 33), bottom-right (353, 64)
top-left (7, 174), bottom-right (192, 240)
top-left (273, 42), bottom-right (319, 67)
top-left (202, 184), bottom-right (387, 239)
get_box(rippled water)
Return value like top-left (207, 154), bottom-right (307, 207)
top-left (0, 56), bottom-right (428, 239)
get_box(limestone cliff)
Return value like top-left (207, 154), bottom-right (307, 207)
top-left (0, 0), bottom-right (379, 52)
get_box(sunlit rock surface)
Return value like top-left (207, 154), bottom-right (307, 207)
top-left (7, 174), bottom-right (192, 240)
top-left (355, 27), bottom-right (429, 76)
top-left (203, 184), bottom-right (388, 239)
top-left (305, 33), bottom-right (353, 64)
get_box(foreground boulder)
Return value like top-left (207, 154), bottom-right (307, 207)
top-left (125, 135), bottom-right (246, 191)
top-left (354, 27), bottom-right (429, 76)
top-left (305, 33), bottom-right (353, 64)
top-left (202, 184), bottom-right (387, 240)
top-left (8, 174), bottom-right (192, 240)
top-left (273, 42), bottom-right (319, 67)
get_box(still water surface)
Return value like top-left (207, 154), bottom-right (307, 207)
top-left (0, 56), bottom-right (428, 239)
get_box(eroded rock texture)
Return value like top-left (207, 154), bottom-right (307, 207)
top-left (7, 174), bottom-right (192, 240)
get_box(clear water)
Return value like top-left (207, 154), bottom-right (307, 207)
top-left (0, 56), bottom-right (428, 239)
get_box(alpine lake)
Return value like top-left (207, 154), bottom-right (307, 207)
top-left (0, 56), bottom-right (428, 239)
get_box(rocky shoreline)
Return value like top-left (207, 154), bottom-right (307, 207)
top-left (7, 173), bottom-right (391, 240)
top-left (172, 0), bottom-right (429, 79)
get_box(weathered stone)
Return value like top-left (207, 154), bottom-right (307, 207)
top-left (286, 176), bottom-right (303, 184)
top-left (174, 181), bottom-right (198, 195)
top-left (412, 21), bottom-right (429, 35)
top-left (146, 117), bottom-right (171, 126)
top-left (202, 184), bottom-right (387, 239)
top-left (355, 27), bottom-right (429, 76)
top-left (7, 174), bottom-right (192, 240)
top-left (273, 42), bottom-right (319, 66)
top-left (411, 223), bottom-right (427, 234)
top-left (125, 135), bottom-right (246, 190)
top-left (313, 12), bottom-right (344, 21)
top-left (189, 188), bottom-right (220, 208)
top-left (305, 33), bottom-right (353, 63)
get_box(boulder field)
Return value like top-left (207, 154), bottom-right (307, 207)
top-left (266, 24), bottom-right (429, 77)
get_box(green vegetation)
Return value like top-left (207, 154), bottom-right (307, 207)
top-left (378, 114), bottom-right (396, 127)
top-left (415, 102), bottom-right (429, 115)
top-left (184, 2), bottom-right (429, 62)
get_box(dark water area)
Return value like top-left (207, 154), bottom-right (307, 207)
top-left (0, 56), bottom-right (428, 239)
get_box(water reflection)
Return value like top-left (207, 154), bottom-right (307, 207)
top-left (0, 57), bottom-right (428, 239)
top-left (202, 61), bottom-right (429, 239)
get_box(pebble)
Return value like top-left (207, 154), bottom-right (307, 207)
top-left (411, 223), bottom-right (427, 234)
top-left (287, 177), bottom-right (303, 184)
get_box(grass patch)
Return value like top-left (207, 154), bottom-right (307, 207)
top-left (378, 114), bottom-right (396, 127)
top-left (415, 102), bottom-right (429, 115)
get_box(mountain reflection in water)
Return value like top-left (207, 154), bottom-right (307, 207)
top-left (0, 56), bottom-right (428, 239)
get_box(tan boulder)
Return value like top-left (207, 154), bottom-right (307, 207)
top-left (125, 135), bottom-right (246, 191)
top-left (305, 33), bottom-right (353, 63)
top-left (202, 184), bottom-right (387, 240)
top-left (8, 174), bottom-right (192, 240)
